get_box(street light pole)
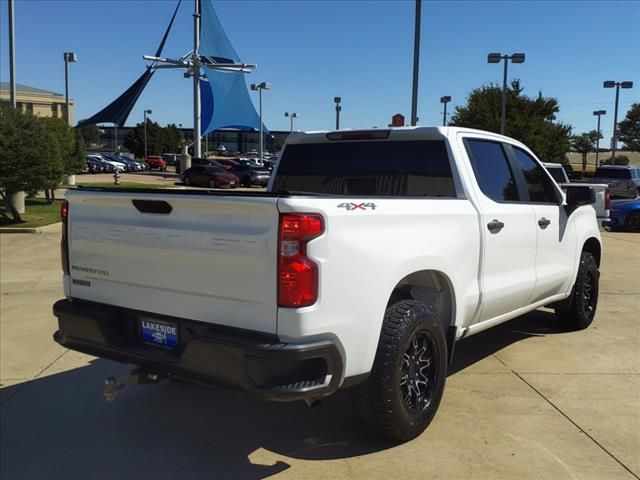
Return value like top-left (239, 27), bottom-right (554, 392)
top-left (251, 82), bottom-right (271, 162)
top-left (593, 110), bottom-right (606, 168)
top-left (488, 52), bottom-right (525, 135)
top-left (63, 52), bottom-right (77, 126)
top-left (8, 0), bottom-right (16, 108)
top-left (603, 80), bottom-right (634, 161)
top-left (440, 96), bottom-right (451, 126)
top-left (334, 97), bottom-right (342, 130)
top-left (144, 109), bottom-right (152, 160)
top-left (284, 112), bottom-right (298, 133)
top-left (410, 0), bottom-right (421, 126)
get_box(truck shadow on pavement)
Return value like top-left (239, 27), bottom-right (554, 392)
top-left (0, 310), bottom-right (571, 480)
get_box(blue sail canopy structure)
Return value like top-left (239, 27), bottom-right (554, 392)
top-left (77, 0), bottom-right (265, 136)
top-left (199, 0), bottom-right (266, 134)
top-left (76, 0), bottom-right (182, 128)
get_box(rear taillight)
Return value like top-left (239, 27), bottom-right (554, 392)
top-left (605, 188), bottom-right (611, 211)
top-left (61, 201), bottom-right (69, 274)
top-left (278, 213), bottom-right (324, 308)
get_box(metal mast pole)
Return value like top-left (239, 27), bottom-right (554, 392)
top-left (500, 56), bottom-right (508, 135)
top-left (8, 0), bottom-right (16, 108)
top-left (193, 0), bottom-right (202, 158)
top-left (410, 0), bottom-right (421, 126)
top-left (442, 102), bottom-right (447, 126)
top-left (611, 83), bottom-right (620, 161)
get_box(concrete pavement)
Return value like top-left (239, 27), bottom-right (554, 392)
top-left (1, 228), bottom-right (638, 479)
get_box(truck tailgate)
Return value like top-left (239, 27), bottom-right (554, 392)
top-left (66, 189), bottom-right (279, 334)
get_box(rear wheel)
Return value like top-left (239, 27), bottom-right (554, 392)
top-left (360, 300), bottom-right (447, 442)
top-left (242, 176), bottom-right (251, 187)
top-left (183, 176), bottom-right (191, 186)
top-left (555, 251), bottom-right (599, 329)
top-left (208, 179), bottom-right (216, 188)
top-left (624, 211), bottom-right (640, 232)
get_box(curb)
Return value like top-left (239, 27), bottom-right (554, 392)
top-left (0, 227), bottom-right (42, 234)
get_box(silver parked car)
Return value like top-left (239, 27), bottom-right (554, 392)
top-left (593, 166), bottom-right (640, 199)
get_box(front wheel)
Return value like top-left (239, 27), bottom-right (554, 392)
top-left (183, 176), bottom-right (191, 186)
top-left (360, 300), bottom-right (447, 442)
top-left (555, 251), bottom-right (599, 329)
top-left (208, 179), bottom-right (216, 188)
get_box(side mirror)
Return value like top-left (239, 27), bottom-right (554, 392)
top-left (565, 186), bottom-right (595, 214)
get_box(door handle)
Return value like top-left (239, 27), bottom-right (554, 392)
top-left (487, 219), bottom-right (505, 233)
top-left (538, 217), bottom-right (551, 229)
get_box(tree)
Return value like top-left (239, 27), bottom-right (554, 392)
top-left (0, 104), bottom-right (82, 222)
top-left (123, 121), bottom-right (183, 158)
top-left (571, 130), bottom-right (601, 172)
top-left (617, 103), bottom-right (640, 152)
top-left (0, 105), bottom-right (48, 222)
top-left (449, 80), bottom-right (573, 163)
top-left (77, 122), bottom-right (102, 147)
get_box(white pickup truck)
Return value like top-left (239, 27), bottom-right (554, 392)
top-left (53, 127), bottom-right (602, 442)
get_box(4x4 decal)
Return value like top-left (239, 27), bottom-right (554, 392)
top-left (337, 202), bottom-right (377, 211)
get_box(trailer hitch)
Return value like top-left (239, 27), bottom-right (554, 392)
top-left (103, 368), bottom-right (166, 402)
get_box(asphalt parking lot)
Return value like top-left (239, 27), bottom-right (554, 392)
top-left (1, 227), bottom-right (638, 479)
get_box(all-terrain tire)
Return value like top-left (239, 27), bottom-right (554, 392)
top-left (555, 251), bottom-right (599, 330)
top-left (360, 300), bottom-right (447, 442)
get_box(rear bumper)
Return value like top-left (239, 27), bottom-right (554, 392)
top-left (52, 299), bottom-right (343, 402)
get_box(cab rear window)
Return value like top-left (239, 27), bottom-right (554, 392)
top-left (273, 140), bottom-right (456, 197)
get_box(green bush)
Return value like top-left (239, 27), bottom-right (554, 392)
top-left (601, 155), bottom-right (630, 166)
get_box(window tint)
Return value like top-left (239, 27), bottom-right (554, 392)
top-left (274, 140), bottom-right (456, 197)
top-left (594, 168), bottom-right (631, 179)
top-left (546, 166), bottom-right (567, 183)
top-left (514, 148), bottom-right (559, 204)
top-left (465, 140), bottom-right (518, 202)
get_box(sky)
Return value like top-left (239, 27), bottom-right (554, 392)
top-left (1, 0), bottom-right (639, 140)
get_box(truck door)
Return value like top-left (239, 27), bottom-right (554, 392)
top-left (508, 146), bottom-right (577, 301)
top-left (462, 138), bottom-right (538, 322)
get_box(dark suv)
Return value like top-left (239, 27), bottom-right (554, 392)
top-left (593, 166), bottom-right (640, 199)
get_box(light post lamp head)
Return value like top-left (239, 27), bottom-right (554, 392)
top-left (603, 81), bottom-right (616, 88)
top-left (621, 81), bottom-right (634, 89)
top-left (593, 110), bottom-right (606, 116)
top-left (510, 53), bottom-right (525, 64)
top-left (440, 96), bottom-right (451, 104)
top-left (334, 97), bottom-right (341, 104)
top-left (487, 53), bottom-right (502, 63)
top-left (284, 112), bottom-right (289, 117)
top-left (64, 52), bottom-right (78, 63)
top-left (145, 109), bottom-right (152, 115)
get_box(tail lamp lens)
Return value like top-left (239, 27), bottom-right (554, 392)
top-left (278, 214), bottom-right (324, 308)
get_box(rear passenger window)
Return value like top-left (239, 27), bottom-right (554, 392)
top-left (513, 148), bottom-right (559, 204)
top-left (465, 140), bottom-right (519, 202)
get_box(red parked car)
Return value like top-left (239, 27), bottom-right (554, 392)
top-left (146, 155), bottom-right (167, 171)
top-left (215, 159), bottom-right (239, 170)
top-left (181, 165), bottom-right (238, 188)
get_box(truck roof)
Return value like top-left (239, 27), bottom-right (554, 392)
top-left (286, 126), bottom-right (528, 149)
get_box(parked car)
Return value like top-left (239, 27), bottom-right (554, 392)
top-left (162, 154), bottom-right (179, 166)
top-left (87, 155), bottom-right (116, 173)
top-left (112, 155), bottom-right (144, 172)
top-left (543, 163), bottom-right (610, 228)
top-left (226, 163), bottom-right (270, 187)
top-left (85, 158), bottom-right (104, 174)
top-left (608, 198), bottom-right (640, 232)
top-left (181, 165), bottom-right (238, 188)
top-left (145, 155), bottom-right (167, 171)
top-left (102, 155), bottom-right (133, 172)
top-left (593, 165), bottom-right (640, 199)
